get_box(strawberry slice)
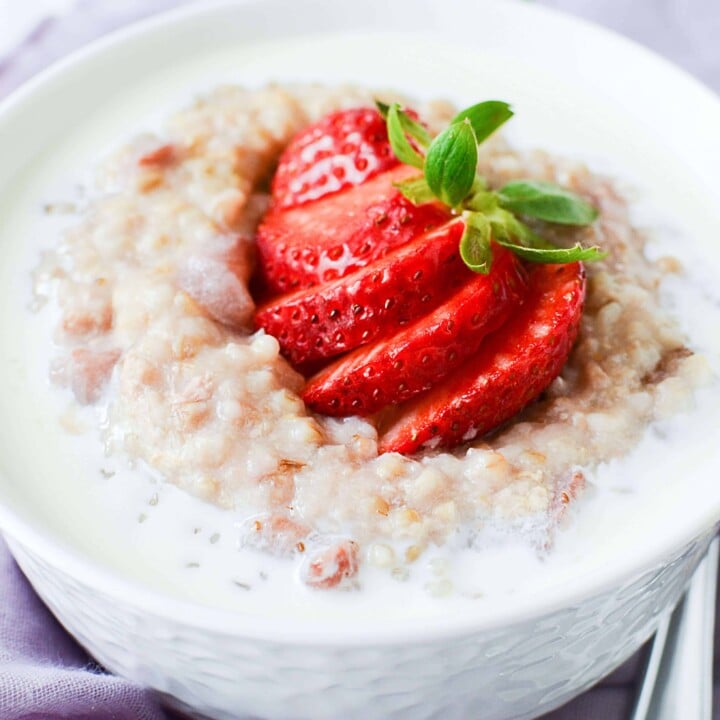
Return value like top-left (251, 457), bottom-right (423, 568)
top-left (303, 246), bottom-right (528, 415)
top-left (256, 165), bottom-right (451, 295)
top-left (254, 219), bottom-right (466, 366)
top-left (271, 107), bottom-right (399, 209)
top-left (378, 262), bottom-right (586, 454)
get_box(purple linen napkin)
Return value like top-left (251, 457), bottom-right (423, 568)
top-left (0, 538), bottom-right (167, 720)
top-left (1, 1), bottom-right (719, 719)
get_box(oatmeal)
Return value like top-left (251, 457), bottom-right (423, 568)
top-left (34, 85), bottom-right (710, 585)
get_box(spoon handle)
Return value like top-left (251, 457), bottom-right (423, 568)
top-left (631, 536), bottom-right (719, 720)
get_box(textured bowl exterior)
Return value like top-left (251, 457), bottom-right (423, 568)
top-left (6, 529), bottom-right (714, 720)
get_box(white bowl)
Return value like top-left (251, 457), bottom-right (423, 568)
top-left (1, 1), bottom-right (720, 719)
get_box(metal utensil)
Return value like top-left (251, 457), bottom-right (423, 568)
top-left (631, 537), bottom-right (719, 720)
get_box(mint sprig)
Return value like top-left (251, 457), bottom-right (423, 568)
top-left (497, 179), bottom-right (598, 225)
top-left (376, 99), bottom-right (605, 273)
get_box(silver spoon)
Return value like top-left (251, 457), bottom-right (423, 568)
top-left (631, 536), bottom-right (718, 720)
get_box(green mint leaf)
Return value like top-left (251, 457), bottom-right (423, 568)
top-left (497, 180), bottom-right (599, 225)
top-left (377, 100), bottom-right (432, 147)
top-left (387, 103), bottom-right (425, 169)
top-left (393, 175), bottom-right (436, 205)
top-left (490, 209), bottom-right (607, 264)
top-left (460, 212), bottom-right (493, 273)
top-left (425, 120), bottom-right (478, 208)
top-left (375, 100), bottom-right (390, 119)
top-left (452, 101), bottom-right (513, 144)
top-left (397, 110), bottom-right (432, 149)
top-left (495, 239), bottom-right (607, 264)
top-left (487, 209), bottom-right (554, 249)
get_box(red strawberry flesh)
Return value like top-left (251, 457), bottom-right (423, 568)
top-left (256, 164), bottom-right (451, 295)
top-left (303, 245), bottom-right (529, 415)
top-left (271, 107), bottom-right (399, 210)
top-left (254, 219), bottom-right (466, 366)
top-left (378, 262), bottom-right (587, 454)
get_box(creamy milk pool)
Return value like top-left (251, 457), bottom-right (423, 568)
top-left (1, 35), bottom-right (720, 624)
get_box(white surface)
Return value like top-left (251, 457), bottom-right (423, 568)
top-left (0, 0), bottom-right (719, 717)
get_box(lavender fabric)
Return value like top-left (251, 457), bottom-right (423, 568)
top-left (0, 538), bottom-right (168, 719)
top-left (0, 1), bottom-right (719, 718)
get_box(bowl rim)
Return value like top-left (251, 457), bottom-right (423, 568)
top-left (1, 0), bottom-right (719, 645)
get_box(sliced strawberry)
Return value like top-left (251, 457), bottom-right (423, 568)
top-left (254, 219), bottom-right (466, 366)
top-left (256, 165), bottom-right (451, 295)
top-left (378, 262), bottom-right (586, 454)
top-left (272, 107), bottom-right (399, 209)
top-left (303, 246), bottom-right (528, 415)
